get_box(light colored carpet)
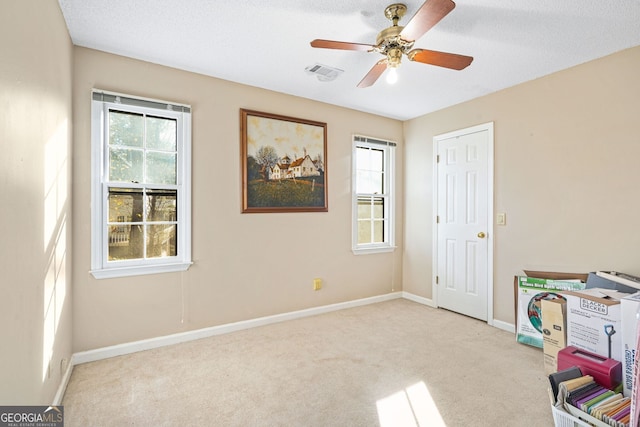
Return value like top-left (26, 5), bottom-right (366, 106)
top-left (62, 299), bottom-right (554, 426)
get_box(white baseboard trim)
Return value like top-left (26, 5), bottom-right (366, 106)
top-left (73, 292), bottom-right (403, 366)
top-left (69, 291), bottom-right (516, 368)
top-left (57, 291), bottom-right (515, 403)
top-left (402, 292), bottom-right (436, 307)
top-left (402, 292), bottom-right (515, 334)
top-left (53, 357), bottom-right (74, 405)
top-left (492, 319), bottom-right (515, 334)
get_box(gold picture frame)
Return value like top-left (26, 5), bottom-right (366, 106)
top-left (240, 109), bottom-right (328, 213)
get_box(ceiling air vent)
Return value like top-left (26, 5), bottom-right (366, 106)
top-left (305, 63), bottom-right (344, 82)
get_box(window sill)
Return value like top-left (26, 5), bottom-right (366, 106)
top-left (91, 261), bottom-right (193, 279)
top-left (352, 246), bottom-right (396, 255)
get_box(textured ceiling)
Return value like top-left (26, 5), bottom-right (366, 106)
top-left (58, 0), bottom-right (640, 121)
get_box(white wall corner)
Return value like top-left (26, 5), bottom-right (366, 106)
top-left (492, 319), bottom-right (515, 334)
top-left (53, 357), bottom-right (74, 405)
top-left (401, 292), bottom-right (436, 307)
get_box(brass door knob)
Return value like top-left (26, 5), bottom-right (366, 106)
top-left (477, 232), bottom-right (486, 238)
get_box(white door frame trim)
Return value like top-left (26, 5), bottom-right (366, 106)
top-left (432, 122), bottom-right (495, 326)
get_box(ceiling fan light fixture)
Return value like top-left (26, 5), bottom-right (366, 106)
top-left (387, 47), bottom-right (403, 67)
top-left (386, 66), bottom-right (399, 85)
top-left (385, 47), bottom-right (402, 84)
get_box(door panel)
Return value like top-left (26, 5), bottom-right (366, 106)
top-left (435, 126), bottom-right (491, 321)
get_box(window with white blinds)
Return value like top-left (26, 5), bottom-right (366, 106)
top-left (90, 90), bottom-right (192, 278)
top-left (352, 135), bottom-right (396, 254)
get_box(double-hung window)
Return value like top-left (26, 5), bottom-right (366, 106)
top-left (90, 91), bottom-right (192, 278)
top-left (352, 135), bottom-right (396, 254)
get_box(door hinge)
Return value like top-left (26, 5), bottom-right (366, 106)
top-left (436, 154), bottom-right (440, 163)
top-left (436, 215), bottom-right (440, 224)
top-left (436, 276), bottom-right (439, 285)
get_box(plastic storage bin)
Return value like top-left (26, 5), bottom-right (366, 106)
top-left (551, 405), bottom-right (591, 427)
top-left (551, 404), bottom-right (616, 427)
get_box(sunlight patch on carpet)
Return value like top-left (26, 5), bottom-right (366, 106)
top-left (376, 381), bottom-right (446, 427)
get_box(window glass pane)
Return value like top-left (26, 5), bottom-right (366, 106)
top-left (356, 170), bottom-right (383, 194)
top-left (108, 224), bottom-right (144, 261)
top-left (358, 220), bottom-right (371, 245)
top-left (109, 148), bottom-right (143, 183)
top-left (356, 170), bottom-right (368, 194)
top-left (370, 148), bottom-right (383, 172)
top-left (146, 116), bottom-right (177, 151)
top-left (356, 147), bottom-right (384, 194)
top-left (108, 188), bottom-right (143, 223)
top-left (373, 220), bottom-right (384, 243)
top-left (146, 189), bottom-right (177, 222)
top-left (356, 146), bottom-right (384, 171)
top-left (357, 198), bottom-right (384, 244)
top-left (109, 111), bottom-right (143, 148)
top-left (373, 198), bottom-right (384, 219)
top-left (146, 152), bottom-right (176, 185)
top-left (146, 224), bottom-right (177, 258)
top-left (370, 171), bottom-right (383, 194)
top-left (357, 197), bottom-right (371, 219)
top-left (356, 147), bottom-right (371, 170)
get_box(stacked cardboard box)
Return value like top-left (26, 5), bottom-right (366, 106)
top-left (563, 288), bottom-right (628, 364)
top-left (541, 298), bottom-right (567, 375)
top-left (514, 271), bottom-right (587, 349)
top-left (621, 293), bottom-right (640, 397)
top-left (520, 270), bottom-right (640, 397)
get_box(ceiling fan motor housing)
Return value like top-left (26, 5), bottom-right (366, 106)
top-left (376, 3), bottom-right (415, 64)
top-left (376, 26), bottom-right (414, 52)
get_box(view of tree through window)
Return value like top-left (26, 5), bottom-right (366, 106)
top-left (107, 110), bottom-right (178, 261)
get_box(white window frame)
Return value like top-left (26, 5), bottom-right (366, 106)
top-left (90, 90), bottom-right (192, 279)
top-left (352, 135), bottom-right (396, 255)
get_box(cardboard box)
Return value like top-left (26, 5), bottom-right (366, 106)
top-left (621, 292), bottom-right (640, 397)
top-left (587, 271), bottom-right (640, 294)
top-left (514, 271), bottom-right (586, 348)
top-left (564, 289), bottom-right (630, 363)
top-left (542, 298), bottom-right (567, 374)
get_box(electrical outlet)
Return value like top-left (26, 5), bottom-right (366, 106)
top-left (313, 278), bottom-right (322, 291)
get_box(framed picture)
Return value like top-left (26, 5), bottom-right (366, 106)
top-left (240, 109), bottom-right (328, 213)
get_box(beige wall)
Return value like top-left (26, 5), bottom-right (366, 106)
top-left (403, 46), bottom-right (640, 324)
top-left (5, 1), bottom-right (637, 402)
top-left (0, 1), bottom-right (73, 404)
top-left (72, 48), bottom-right (404, 352)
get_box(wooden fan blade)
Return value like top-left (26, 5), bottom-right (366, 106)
top-left (357, 60), bottom-right (387, 88)
top-left (310, 39), bottom-right (375, 52)
top-left (407, 49), bottom-right (473, 70)
top-left (400, 0), bottom-right (456, 42)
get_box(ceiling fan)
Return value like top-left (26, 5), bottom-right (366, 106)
top-left (310, 0), bottom-right (473, 87)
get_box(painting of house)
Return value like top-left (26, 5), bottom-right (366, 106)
top-left (270, 154), bottom-right (321, 180)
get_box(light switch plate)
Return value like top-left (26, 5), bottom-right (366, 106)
top-left (497, 212), bottom-right (506, 226)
